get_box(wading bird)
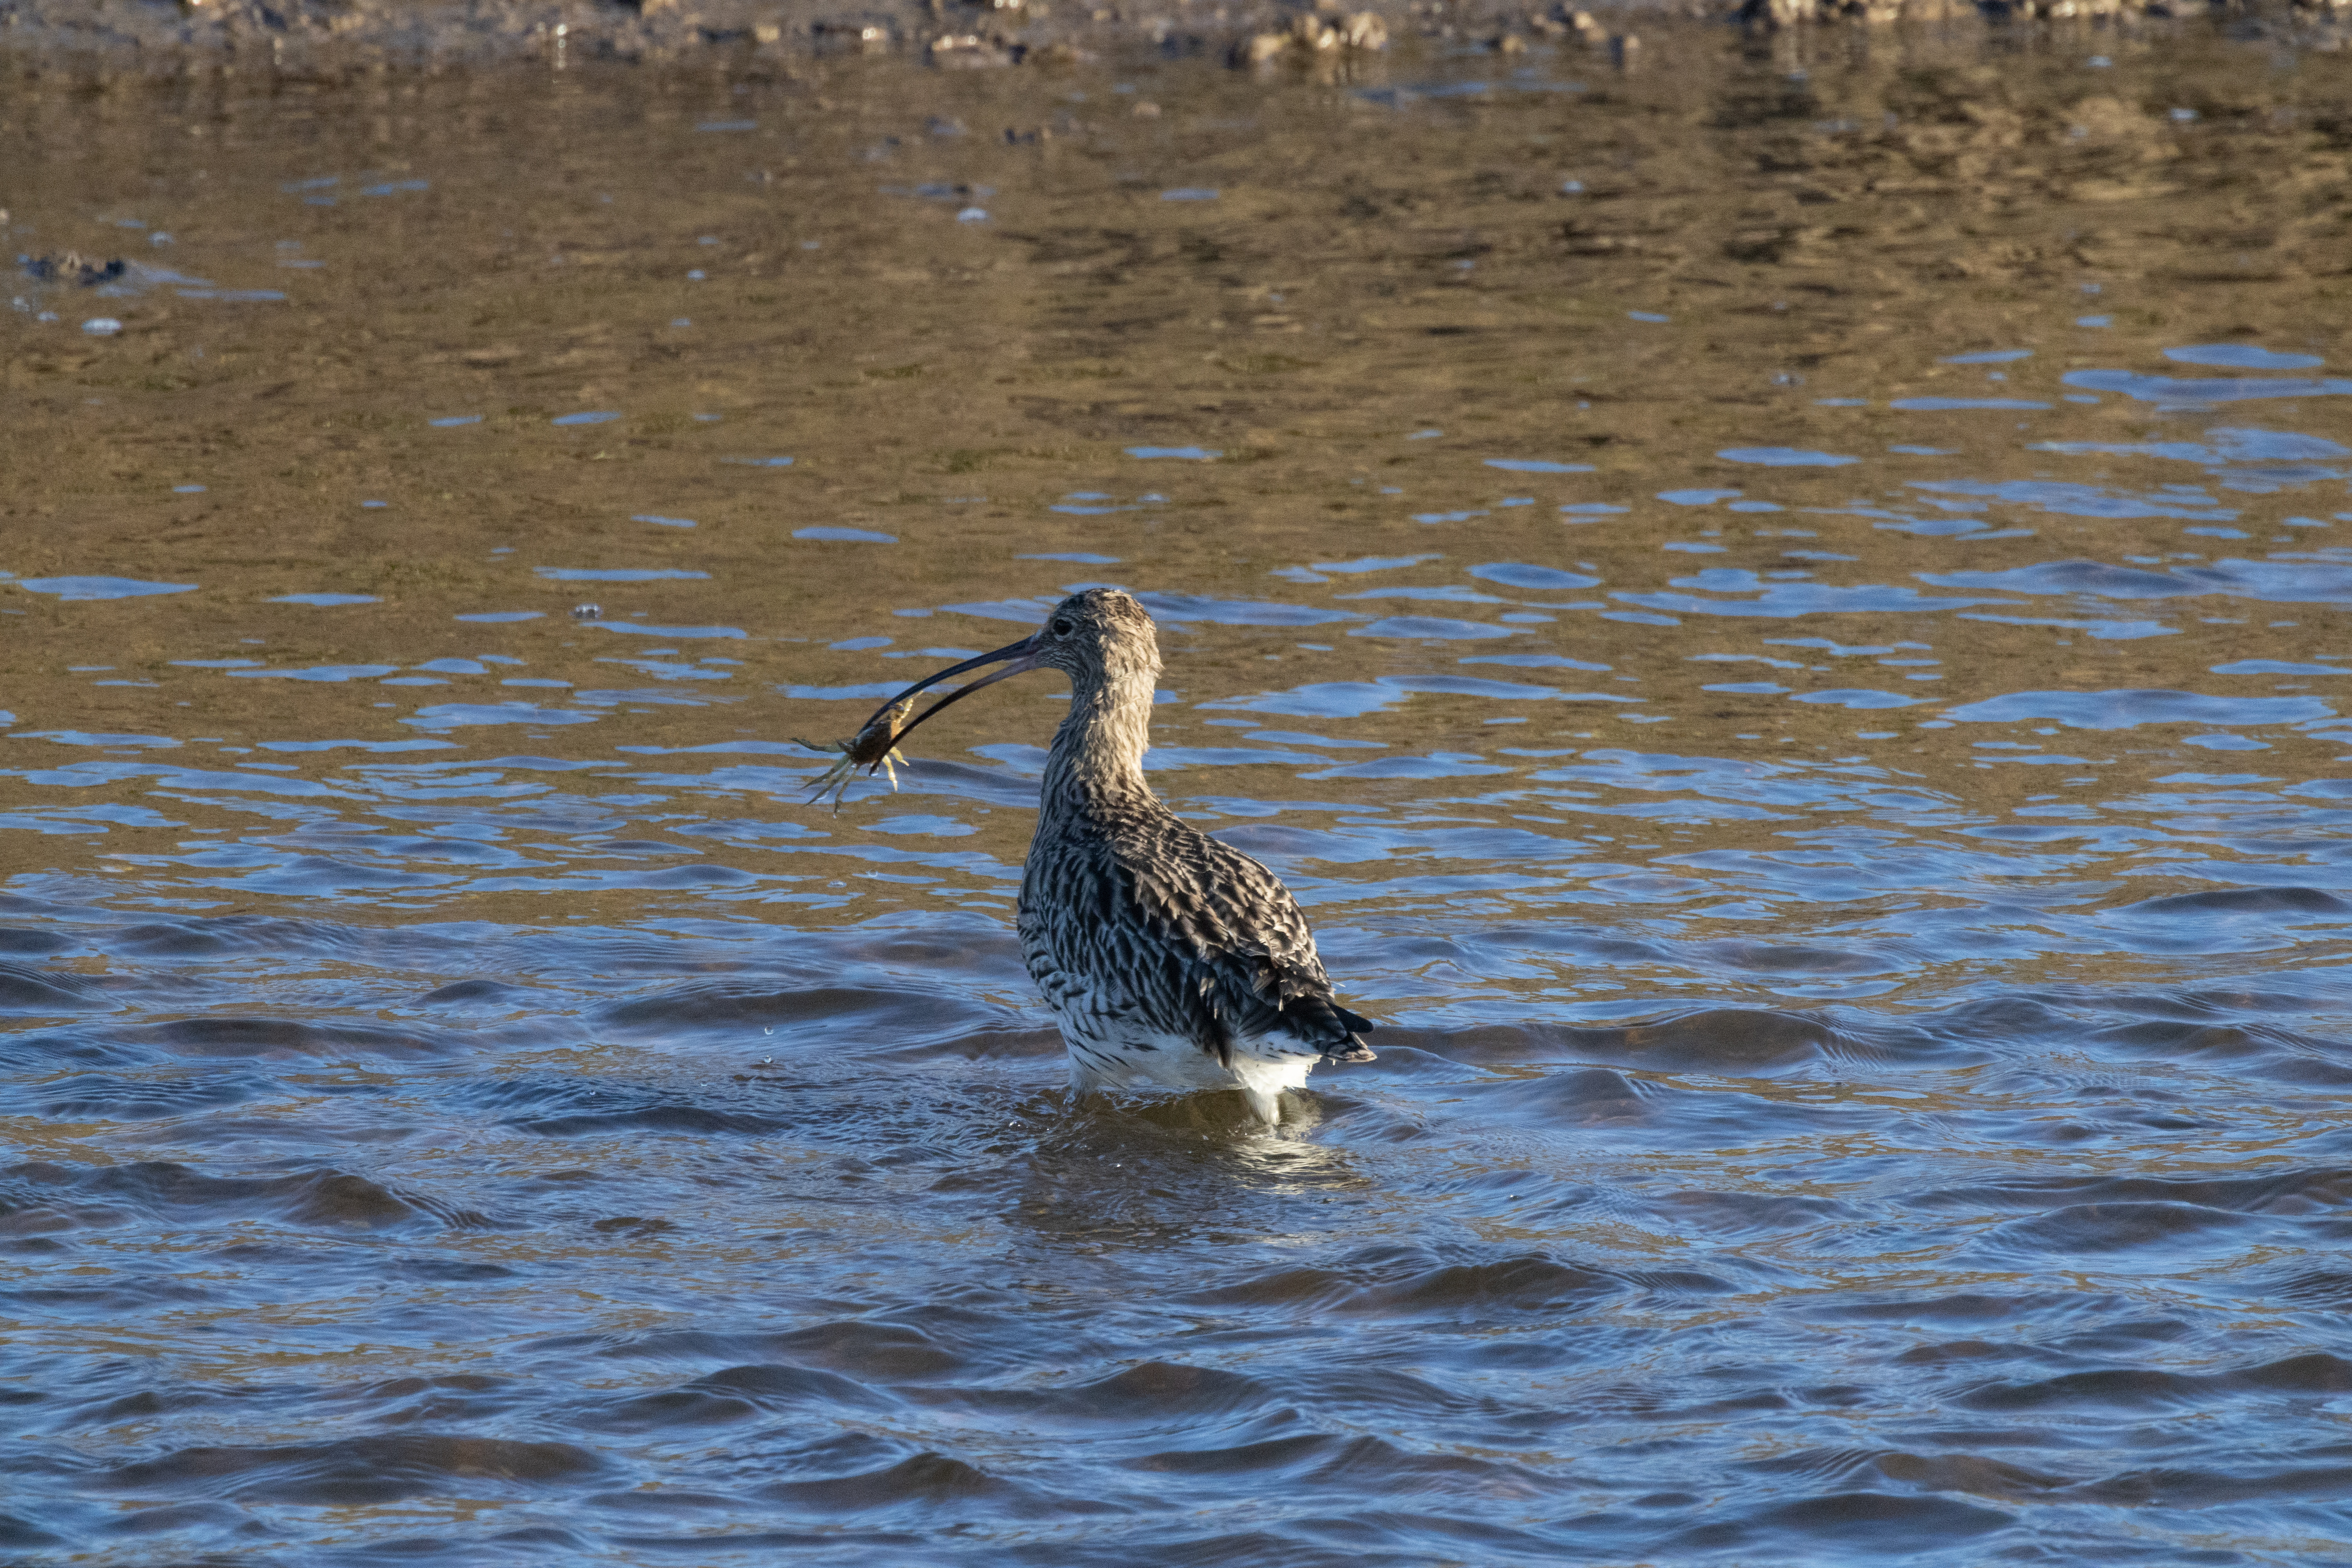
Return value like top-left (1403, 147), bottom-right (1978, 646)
top-left (813, 588), bottom-right (1374, 1122)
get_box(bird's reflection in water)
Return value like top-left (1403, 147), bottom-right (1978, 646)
top-left (1005, 1087), bottom-right (1372, 1250)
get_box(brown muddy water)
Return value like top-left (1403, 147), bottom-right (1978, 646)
top-left (6, 19), bottom-right (2352, 1564)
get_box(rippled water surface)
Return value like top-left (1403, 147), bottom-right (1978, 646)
top-left (7, 22), bottom-right (2352, 1564)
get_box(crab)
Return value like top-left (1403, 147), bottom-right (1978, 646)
top-left (798, 697), bottom-right (914, 812)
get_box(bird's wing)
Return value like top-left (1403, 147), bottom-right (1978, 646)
top-left (1115, 819), bottom-right (1372, 1061)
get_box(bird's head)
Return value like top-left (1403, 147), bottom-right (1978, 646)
top-left (1028, 588), bottom-right (1159, 682)
top-left (861, 588), bottom-right (1160, 747)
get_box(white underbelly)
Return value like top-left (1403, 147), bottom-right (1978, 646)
top-left (1054, 1017), bottom-right (1321, 1122)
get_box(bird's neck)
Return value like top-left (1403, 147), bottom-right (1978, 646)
top-left (1043, 663), bottom-right (1158, 813)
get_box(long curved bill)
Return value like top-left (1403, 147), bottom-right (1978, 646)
top-left (865, 630), bottom-right (1045, 744)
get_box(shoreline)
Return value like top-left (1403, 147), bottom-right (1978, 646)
top-left (2, 0), bottom-right (2342, 79)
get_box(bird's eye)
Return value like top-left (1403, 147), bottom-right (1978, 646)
top-left (1050, 618), bottom-right (1074, 637)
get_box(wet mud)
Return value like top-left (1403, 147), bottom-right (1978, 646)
top-left (4, 0), bottom-right (2350, 81)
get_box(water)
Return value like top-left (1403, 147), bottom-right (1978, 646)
top-left (6, 22), bottom-right (2352, 1564)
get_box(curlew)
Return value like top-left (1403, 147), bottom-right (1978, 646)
top-left (817, 588), bottom-right (1374, 1122)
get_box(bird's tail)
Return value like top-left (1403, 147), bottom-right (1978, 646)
top-left (1321, 1003), bottom-right (1376, 1063)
